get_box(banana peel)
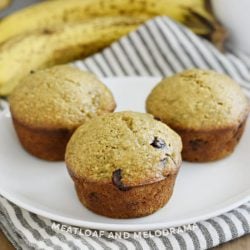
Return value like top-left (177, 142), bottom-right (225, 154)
top-left (0, 16), bottom-right (147, 96)
top-left (0, 0), bottom-right (218, 44)
top-left (184, 5), bottom-right (227, 51)
top-left (0, 0), bottom-right (11, 11)
top-left (0, 0), bottom-right (227, 96)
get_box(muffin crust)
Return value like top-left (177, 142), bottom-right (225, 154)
top-left (9, 65), bottom-right (116, 160)
top-left (146, 69), bottom-right (249, 162)
top-left (10, 65), bottom-right (116, 130)
top-left (66, 111), bottom-right (182, 218)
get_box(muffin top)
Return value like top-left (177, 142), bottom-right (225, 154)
top-left (146, 69), bottom-right (249, 130)
top-left (66, 111), bottom-right (182, 187)
top-left (9, 65), bottom-right (116, 129)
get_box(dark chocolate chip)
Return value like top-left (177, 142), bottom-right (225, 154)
top-left (154, 117), bottom-right (161, 121)
top-left (151, 137), bottom-right (166, 149)
top-left (89, 192), bottom-right (99, 202)
top-left (234, 122), bottom-right (244, 141)
top-left (189, 139), bottom-right (208, 151)
top-left (112, 169), bottom-right (131, 191)
top-left (160, 157), bottom-right (168, 167)
top-left (30, 70), bottom-right (35, 74)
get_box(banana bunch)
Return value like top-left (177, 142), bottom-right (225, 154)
top-left (0, 0), bottom-right (224, 96)
top-left (0, 16), bottom-right (146, 95)
top-left (0, 0), bottom-right (213, 44)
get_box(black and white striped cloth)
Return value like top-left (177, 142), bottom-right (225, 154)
top-left (0, 16), bottom-right (249, 250)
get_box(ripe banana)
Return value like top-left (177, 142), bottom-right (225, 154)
top-left (0, 0), bottom-right (11, 11)
top-left (0, 16), bottom-right (146, 96)
top-left (0, 0), bottom-right (212, 44)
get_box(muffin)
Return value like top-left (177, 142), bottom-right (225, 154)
top-left (65, 111), bottom-right (182, 218)
top-left (9, 65), bottom-right (116, 161)
top-left (146, 69), bottom-right (249, 162)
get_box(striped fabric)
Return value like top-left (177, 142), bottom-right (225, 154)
top-left (0, 16), bottom-right (250, 249)
top-left (73, 17), bottom-right (250, 91)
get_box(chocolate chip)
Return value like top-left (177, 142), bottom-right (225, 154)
top-left (112, 169), bottom-right (131, 191)
top-left (238, 123), bottom-right (243, 129)
top-left (30, 70), bottom-right (35, 74)
top-left (189, 139), bottom-right (208, 151)
top-left (160, 157), bottom-right (168, 167)
top-left (89, 192), bottom-right (99, 202)
top-left (154, 117), bottom-right (161, 121)
top-left (234, 122), bottom-right (245, 141)
top-left (151, 137), bottom-right (166, 149)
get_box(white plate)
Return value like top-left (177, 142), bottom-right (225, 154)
top-left (0, 77), bottom-right (249, 231)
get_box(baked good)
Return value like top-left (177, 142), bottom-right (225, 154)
top-left (65, 111), bottom-right (182, 218)
top-left (146, 69), bottom-right (249, 162)
top-left (9, 65), bottom-right (116, 161)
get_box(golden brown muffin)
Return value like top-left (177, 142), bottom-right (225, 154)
top-left (65, 111), bottom-right (182, 218)
top-left (146, 69), bottom-right (249, 162)
top-left (9, 65), bottom-right (116, 161)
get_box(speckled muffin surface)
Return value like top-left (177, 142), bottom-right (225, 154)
top-left (66, 111), bottom-right (182, 218)
top-left (9, 65), bottom-right (116, 161)
top-left (146, 69), bottom-right (249, 162)
top-left (9, 65), bottom-right (116, 130)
